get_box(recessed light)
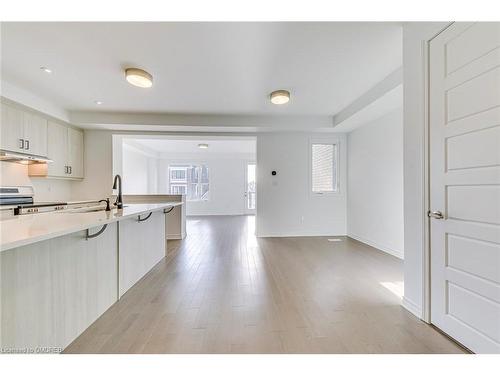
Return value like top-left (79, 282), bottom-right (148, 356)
top-left (40, 66), bottom-right (52, 74)
top-left (198, 143), bottom-right (209, 149)
top-left (125, 68), bottom-right (153, 88)
top-left (94, 100), bottom-right (103, 105)
top-left (270, 89), bottom-right (290, 105)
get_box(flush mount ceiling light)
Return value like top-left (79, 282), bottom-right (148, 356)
top-left (40, 66), bottom-right (52, 74)
top-left (270, 89), bottom-right (290, 105)
top-left (198, 143), bottom-right (209, 149)
top-left (125, 68), bottom-right (153, 88)
top-left (94, 100), bottom-right (103, 105)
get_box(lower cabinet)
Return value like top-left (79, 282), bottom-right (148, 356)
top-left (0, 223), bottom-right (118, 351)
top-left (118, 211), bottom-right (166, 297)
top-left (0, 210), bottom-right (166, 351)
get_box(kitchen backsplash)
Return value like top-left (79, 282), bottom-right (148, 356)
top-left (0, 161), bottom-right (76, 202)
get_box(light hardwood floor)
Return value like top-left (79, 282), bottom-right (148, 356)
top-left (64, 216), bottom-right (466, 354)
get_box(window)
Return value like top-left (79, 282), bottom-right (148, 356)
top-left (168, 164), bottom-right (209, 201)
top-left (311, 143), bottom-right (338, 193)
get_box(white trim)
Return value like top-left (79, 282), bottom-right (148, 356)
top-left (422, 22), bottom-right (454, 324)
top-left (402, 297), bottom-right (423, 319)
top-left (166, 233), bottom-right (186, 240)
top-left (422, 36), bottom-right (432, 324)
top-left (309, 136), bottom-right (342, 196)
top-left (348, 233), bottom-right (404, 259)
top-left (256, 232), bottom-right (346, 238)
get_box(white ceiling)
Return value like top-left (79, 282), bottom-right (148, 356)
top-left (1, 22), bottom-right (402, 117)
top-left (125, 137), bottom-right (256, 155)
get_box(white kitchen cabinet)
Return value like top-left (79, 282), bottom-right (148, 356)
top-left (0, 223), bottom-right (119, 350)
top-left (23, 111), bottom-right (48, 157)
top-left (68, 127), bottom-right (84, 178)
top-left (46, 121), bottom-right (68, 177)
top-left (118, 211), bottom-right (165, 297)
top-left (37, 121), bottom-right (84, 179)
top-left (1, 102), bottom-right (47, 156)
top-left (0, 102), bottom-right (24, 152)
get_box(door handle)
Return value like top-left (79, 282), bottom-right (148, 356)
top-left (428, 210), bottom-right (444, 219)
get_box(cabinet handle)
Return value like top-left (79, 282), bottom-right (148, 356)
top-left (24, 140), bottom-right (30, 150)
top-left (19, 139), bottom-right (24, 149)
top-left (86, 224), bottom-right (108, 240)
top-left (65, 166), bottom-right (69, 174)
top-left (69, 166), bottom-right (72, 174)
top-left (137, 212), bottom-right (153, 222)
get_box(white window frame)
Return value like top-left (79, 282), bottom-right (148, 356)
top-left (309, 137), bottom-right (340, 196)
top-left (167, 163), bottom-right (210, 202)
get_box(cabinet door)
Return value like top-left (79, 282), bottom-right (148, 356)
top-left (23, 112), bottom-right (48, 157)
top-left (0, 102), bottom-right (24, 152)
top-left (68, 127), bottom-right (84, 178)
top-left (118, 211), bottom-right (165, 297)
top-left (46, 121), bottom-right (68, 177)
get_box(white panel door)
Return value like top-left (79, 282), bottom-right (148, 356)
top-left (430, 22), bottom-right (500, 353)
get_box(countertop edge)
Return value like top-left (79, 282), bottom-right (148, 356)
top-left (0, 202), bottom-right (183, 252)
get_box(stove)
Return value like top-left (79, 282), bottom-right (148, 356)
top-left (0, 186), bottom-right (67, 215)
top-left (0, 186), bottom-right (35, 206)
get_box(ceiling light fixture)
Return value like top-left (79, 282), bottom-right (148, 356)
top-left (94, 100), bottom-right (103, 105)
top-left (198, 143), bottom-right (209, 149)
top-left (270, 89), bottom-right (290, 105)
top-left (40, 66), bottom-right (52, 74)
top-left (125, 68), bottom-right (153, 88)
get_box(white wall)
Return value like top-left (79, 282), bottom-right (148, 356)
top-left (402, 22), bottom-right (450, 319)
top-left (122, 144), bottom-right (160, 195)
top-left (347, 108), bottom-right (404, 258)
top-left (256, 132), bottom-right (347, 237)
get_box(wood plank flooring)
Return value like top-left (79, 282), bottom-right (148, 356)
top-left (64, 215), bottom-right (466, 354)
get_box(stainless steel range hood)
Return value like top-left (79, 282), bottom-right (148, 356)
top-left (0, 149), bottom-right (53, 164)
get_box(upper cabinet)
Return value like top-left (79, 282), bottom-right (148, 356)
top-left (67, 127), bottom-right (84, 178)
top-left (44, 121), bottom-right (84, 179)
top-left (1, 102), bottom-right (48, 157)
top-left (0, 99), bottom-right (85, 180)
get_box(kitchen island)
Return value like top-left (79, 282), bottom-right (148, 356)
top-left (0, 202), bottom-right (182, 353)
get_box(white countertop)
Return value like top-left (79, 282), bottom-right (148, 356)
top-left (0, 202), bottom-right (182, 252)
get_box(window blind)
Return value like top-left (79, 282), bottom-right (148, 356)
top-left (312, 143), bottom-right (337, 193)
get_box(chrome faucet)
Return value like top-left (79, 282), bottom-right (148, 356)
top-left (112, 174), bottom-right (123, 209)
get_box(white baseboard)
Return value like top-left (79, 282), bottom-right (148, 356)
top-left (167, 233), bottom-right (186, 240)
top-left (347, 233), bottom-right (404, 259)
top-left (402, 297), bottom-right (422, 319)
top-left (256, 232), bottom-right (346, 238)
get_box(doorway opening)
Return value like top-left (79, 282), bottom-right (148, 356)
top-left (112, 135), bottom-right (257, 218)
